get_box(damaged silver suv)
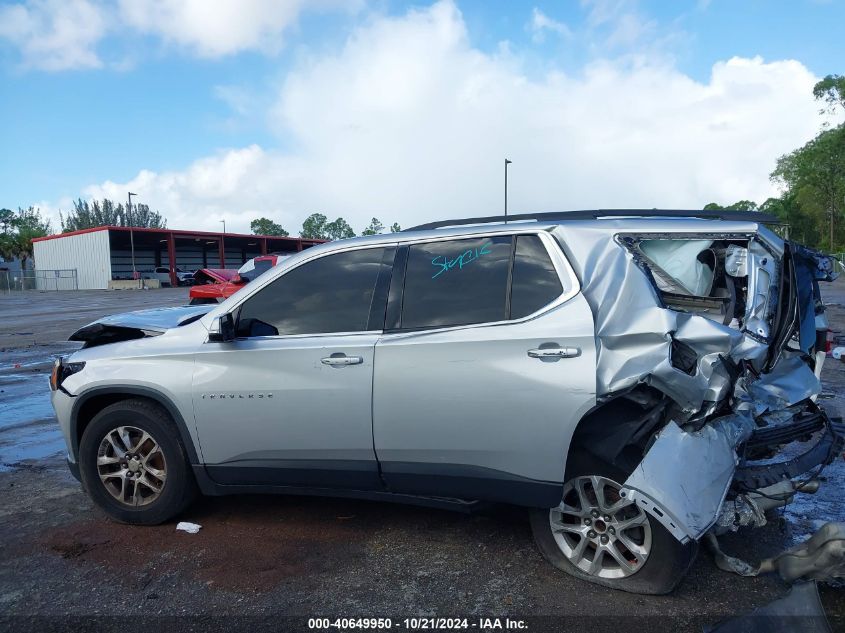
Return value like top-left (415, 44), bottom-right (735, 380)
top-left (49, 210), bottom-right (843, 594)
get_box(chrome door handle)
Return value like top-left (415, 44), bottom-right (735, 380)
top-left (527, 347), bottom-right (580, 359)
top-left (321, 355), bottom-right (364, 366)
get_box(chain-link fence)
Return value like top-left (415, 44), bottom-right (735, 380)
top-left (0, 269), bottom-right (78, 292)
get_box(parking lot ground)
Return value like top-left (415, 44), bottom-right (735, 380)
top-left (0, 286), bottom-right (843, 629)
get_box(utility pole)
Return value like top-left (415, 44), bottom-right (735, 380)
top-left (128, 192), bottom-right (137, 280)
top-left (504, 159), bottom-right (512, 223)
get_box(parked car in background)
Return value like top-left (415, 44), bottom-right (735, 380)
top-left (188, 254), bottom-right (288, 304)
top-left (149, 267), bottom-right (195, 287)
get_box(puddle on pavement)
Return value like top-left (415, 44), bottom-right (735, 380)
top-left (0, 419), bottom-right (65, 470)
top-left (0, 355), bottom-right (64, 470)
top-left (0, 379), bottom-right (55, 427)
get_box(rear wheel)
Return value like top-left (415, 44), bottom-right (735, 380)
top-left (530, 452), bottom-right (697, 594)
top-left (79, 399), bottom-right (197, 524)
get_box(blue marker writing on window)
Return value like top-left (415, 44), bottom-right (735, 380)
top-left (431, 242), bottom-right (493, 279)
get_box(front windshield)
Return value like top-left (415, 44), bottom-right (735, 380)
top-left (238, 258), bottom-right (275, 283)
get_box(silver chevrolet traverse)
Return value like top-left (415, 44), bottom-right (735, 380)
top-left (49, 210), bottom-right (843, 594)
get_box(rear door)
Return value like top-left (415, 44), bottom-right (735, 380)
top-left (372, 231), bottom-right (596, 506)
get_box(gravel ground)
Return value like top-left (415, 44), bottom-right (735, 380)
top-left (0, 286), bottom-right (843, 631)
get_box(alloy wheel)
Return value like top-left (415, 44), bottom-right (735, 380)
top-left (96, 425), bottom-right (167, 507)
top-left (549, 474), bottom-right (652, 579)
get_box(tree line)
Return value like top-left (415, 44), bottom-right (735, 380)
top-left (53, 199), bottom-right (403, 240)
top-left (705, 74), bottom-right (845, 251)
top-left (60, 198), bottom-right (167, 232)
top-left (249, 214), bottom-right (402, 240)
top-left (54, 199), bottom-right (403, 240)
top-left (0, 207), bottom-right (53, 271)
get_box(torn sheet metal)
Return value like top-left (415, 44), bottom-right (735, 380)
top-left (744, 239), bottom-right (778, 340)
top-left (620, 415), bottom-right (755, 542)
top-left (552, 222), bottom-right (780, 416)
top-left (734, 352), bottom-right (822, 417)
top-left (551, 222), bottom-right (838, 546)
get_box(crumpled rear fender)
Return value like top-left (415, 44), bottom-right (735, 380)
top-left (621, 404), bottom-right (844, 543)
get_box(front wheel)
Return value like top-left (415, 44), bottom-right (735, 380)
top-left (529, 453), bottom-right (696, 594)
top-left (78, 399), bottom-right (197, 524)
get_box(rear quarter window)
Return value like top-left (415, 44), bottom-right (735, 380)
top-left (510, 234), bottom-right (563, 319)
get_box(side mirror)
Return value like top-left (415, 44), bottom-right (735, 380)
top-left (208, 313), bottom-right (236, 342)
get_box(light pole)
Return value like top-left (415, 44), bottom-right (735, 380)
top-left (127, 192), bottom-right (137, 280)
top-left (504, 159), bottom-right (512, 223)
top-left (220, 219), bottom-right (226, 269)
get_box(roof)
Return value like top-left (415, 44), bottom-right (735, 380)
top-left (31, 225), bottom-right (324, 244)
top-left (408, 209), bottom-right (780, 231)
top-left (289, 212), bottom-right (779, 260)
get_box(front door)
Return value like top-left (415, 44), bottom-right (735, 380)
top-left (193, 245), bottom-right (394, 490)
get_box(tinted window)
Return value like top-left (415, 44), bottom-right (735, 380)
top-left (510, 235), bottom-right (563, 319)
top-left (400, 236), bottom-right (512, 329)
top-left (240, 258), bottom-right (275, 283)
top-left (237, 248), bottom-right (388, 336)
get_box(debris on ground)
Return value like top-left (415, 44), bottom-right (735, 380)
top-left (176, 521), bottom-right (202, 534)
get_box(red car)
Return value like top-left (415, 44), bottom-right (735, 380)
top-left (188, 255), bottom-right (286, 304)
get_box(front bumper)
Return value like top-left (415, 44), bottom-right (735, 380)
top-left (50, 388), bottom-right (77, 462)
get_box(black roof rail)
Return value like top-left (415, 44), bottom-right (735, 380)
top-left (406, 209), bottom-right (781, 231)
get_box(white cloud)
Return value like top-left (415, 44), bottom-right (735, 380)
top-left (117, 0), bottom-right (354, 58)
top-left (75, 1), bottom-right (838, 235)
top-left (0, 0), bottom-right (360, 70)
top-left (0, 0), bottom-right (107, 71)
top-left (117, 0), bottom-right (296, 57)
top-left (529, 8), bottom-right (572, 43)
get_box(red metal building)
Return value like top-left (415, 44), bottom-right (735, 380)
top-left (32, 225), bottom-right (324, 289)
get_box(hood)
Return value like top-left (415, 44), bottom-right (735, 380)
top-left (194, 268), bottom-right (240, 284)
top-left (69, 305), bottom-right (213, 347)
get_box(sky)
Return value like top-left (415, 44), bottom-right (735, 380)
top-left (1, 0), bottom-right (843, 235)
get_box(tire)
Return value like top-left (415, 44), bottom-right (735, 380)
top-left (529, 450), bottom-right (697, 594)
top-left (79, 399), bottom-right (197, 525)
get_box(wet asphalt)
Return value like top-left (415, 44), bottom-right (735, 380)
top-left (0, 285), bottom-right (843, 630)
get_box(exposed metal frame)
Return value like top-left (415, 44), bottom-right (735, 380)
top-left (408, 209), bottom-right (781, 231)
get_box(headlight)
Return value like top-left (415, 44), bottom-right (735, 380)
top-left (49, 357), bottom-right (85, 391)
top-left (49, 358), bottom-right (61, 391)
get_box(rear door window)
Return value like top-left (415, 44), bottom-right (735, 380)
top-left (510, 234), bottom-right (563, 319)
top-left (399, 236), bottom-right (512, 329)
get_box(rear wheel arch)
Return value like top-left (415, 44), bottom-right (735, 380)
top-left (71, 387), bottom-right (200, 464)
top-left (565, 386), bottom-right (670, 478)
